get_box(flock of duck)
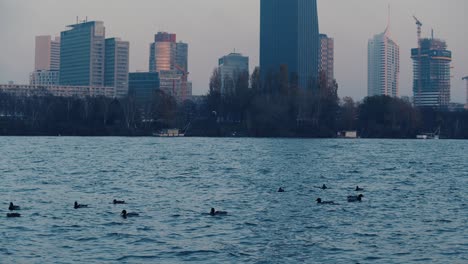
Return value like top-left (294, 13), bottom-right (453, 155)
top-left (6, 185), bottom-right (364, 218)
top-left (279, 184), bottom-right (365, 205)
top-left (6, 200), bottom-right (227, 218)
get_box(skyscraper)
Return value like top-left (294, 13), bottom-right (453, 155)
top-left (411, 38), bottom-right (452, 107)
top-left (35, 35), bottom-right (60, 71)
top-left (319, 34), bottom-right (334, 88)
top-left (218, 52), bottom-right (249, 95)
top-left (59, 21), bottom-right (105, 87)
top-left (31, 35), bottom-right (61, 86)
top-left (105, 38), bottom-right (130, 98)
top-left (368, 22), bottom-right (400, 97)
top-left (260, 0), bottom-right (319, 90)
top-left (149, 32), bottom-right (191, 101)
top-left (129, 72), bottom-right (160, 104)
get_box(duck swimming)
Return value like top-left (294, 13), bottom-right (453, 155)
top-left (347, 194), bottom-right (364, 202)
top-left (316, 198), bottom-right (336, 205)
top-left (9, 202), bottom-right (20, 211)
top-left (113, 199), bottom-right (125, 204)
top-left (210, 208), bottom-right (228, 216)
top-left (7, 213), bottom-right (21, 218)
top-left (355, 186), bottom-right (364, 191)
top-left (278, 187), bottom-right (285, 193)
top-left (121, 210), bottom-right (139, 218)
top-left (74, 201), bottom-right (88, 209)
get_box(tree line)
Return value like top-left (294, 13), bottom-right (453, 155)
top-left (1, 68), bottom-right (468, 138)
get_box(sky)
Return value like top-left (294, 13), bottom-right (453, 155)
top-left (0, 0), bottom-right (467, 102)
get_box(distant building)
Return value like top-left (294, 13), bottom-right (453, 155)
top-left (31, 36), bottom-right (61, 86)
top-left (105, 38), bottom-right (129, 98)
top-left (30, 70), bottom-right (59, 86)
top-left (218, 52), bottom-right (249, 95)
top-left (0, 84), bottom-right (114, 98)
top-left (59, 21), bottom-right (106, 87)
top-left (35, 35), bottom-right (60, 71)
top-left (149, 32), bottom-right (191, 101)
top-left (368, 22), bottom-right (400, 97)
top-left (158, 70), bottom-right (192, 101)
top-left (411, 38), bottom-right (452, 107)
top-left (129, 72), bottom-right (160, 104)
top-left (260, 0), bottom-right (320, 90)
top-left (319, 34), bottom-right (334, 87)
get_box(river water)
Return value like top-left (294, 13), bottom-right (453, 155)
top-left (0, 137), bottom-right (467, 263)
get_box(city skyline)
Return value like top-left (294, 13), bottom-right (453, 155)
top-left (0, 0), bottom-right (467, 102)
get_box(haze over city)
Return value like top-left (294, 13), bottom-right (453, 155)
top-left (0, 0), bottom-right (467, 101)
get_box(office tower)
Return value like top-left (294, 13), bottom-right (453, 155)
top-left (31, 36), bottom-right (61, 86)
top-left (105, 38), bottom-right (130, 98)
top-left (319, 34), bottom-right (334, 88)
top-left (260, 0), bottom-right (320, 90)
top-left (218, 52), bottom-right (249, 95)
top-left (176, 42), bottom-right (188, 72)
top-left (149, 32), bottom-right (177, 72)
top-left (35, 35), bottom-right (60, 71)
top-left (59, 21), bottom-right (105, 87)
top-left (411, 38), bottom-right (452, 107)
top-left (368, 23), bottom-right (400, 97)
top-left (129, 72), bottom-right (160, 104)
top-left (149, 32), bottom-right (191, 101)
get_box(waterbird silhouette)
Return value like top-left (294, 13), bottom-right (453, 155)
top-left (9, 202), bottom-right (20, 211)
top-left (210, 208), bottom-right (228, 216)
top-left (121, 210), bottom-right (139, 218)
top-left (74, 201), bottom-right (88, 209)
top-left (347, 194), bottom-right (364, 202)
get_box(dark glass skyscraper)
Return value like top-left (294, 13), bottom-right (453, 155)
top-left (260, 0), bottom-right (319, 90)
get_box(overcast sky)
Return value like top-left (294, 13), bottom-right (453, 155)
top-left (0, 0), bottom-right (467, 102)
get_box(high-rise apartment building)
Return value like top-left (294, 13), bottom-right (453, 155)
top-left (149, 32), bottom-right (191, 101)
top-left (218, 52), bottom-right (249, 95)
top-left (368, 24), bottom-right (400, 97)
top-left (319, 34), bottom-right (334, 88)
top-left (105, 38), bottom-right (129, 98)
top-left (35, 35), bottom-right (60, 71)
top-left (411, 38), bottom-right (452, 107)
top-left (30, 70), bottom-right (60, 86)
top-left (260, 0), bottom-right (319, 90)
top-left (59, 21), bottom-right (106, 87)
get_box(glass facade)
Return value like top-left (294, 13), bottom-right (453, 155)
top-left (59, 21), bottom-right (105, 87)
top-left (412, 39), bottom-right (452, 107)
top-left (129, 72), bottom-right (160, 104)
top-left (105, 38), bottom-right (129, 98)
top-left (260, 0), bottom-right (319, 90)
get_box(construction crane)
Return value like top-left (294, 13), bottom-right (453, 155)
top-left (413, 16), bottom-right (423, 106)
top-left (175, 64), bottom-right (189, 102)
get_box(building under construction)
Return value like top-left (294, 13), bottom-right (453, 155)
top-left (411, 37), bottom-right (452, 108)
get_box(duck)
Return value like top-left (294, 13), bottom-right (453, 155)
top-left (113, 199), bottom-right (126, 204)
top-left (121, 210), bottom-right (139, 218)
top-left (315, 184), bottom-right (329, 190)
top-left (9, 202), bottom-right (20, 211)
top-left (210, 208), bottom-right (228, 216)
top-left (316, 198), bottom-right (336, 205)
top-left (7, 213), bottom-right (21, 218)
top-left (278, 187), bottom-right (285, 193)
top-left (355, 186), bottom-right (364, 191)
top-left (347, 194), bottom-right (364, 202)
top-left (74, 201), bottom-right (88, 209)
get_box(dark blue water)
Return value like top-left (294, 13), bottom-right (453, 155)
top-left (0, 137), bottom-right (467, 263)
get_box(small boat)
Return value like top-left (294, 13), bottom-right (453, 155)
top-left (153, 129), bottom-right (185, 137)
